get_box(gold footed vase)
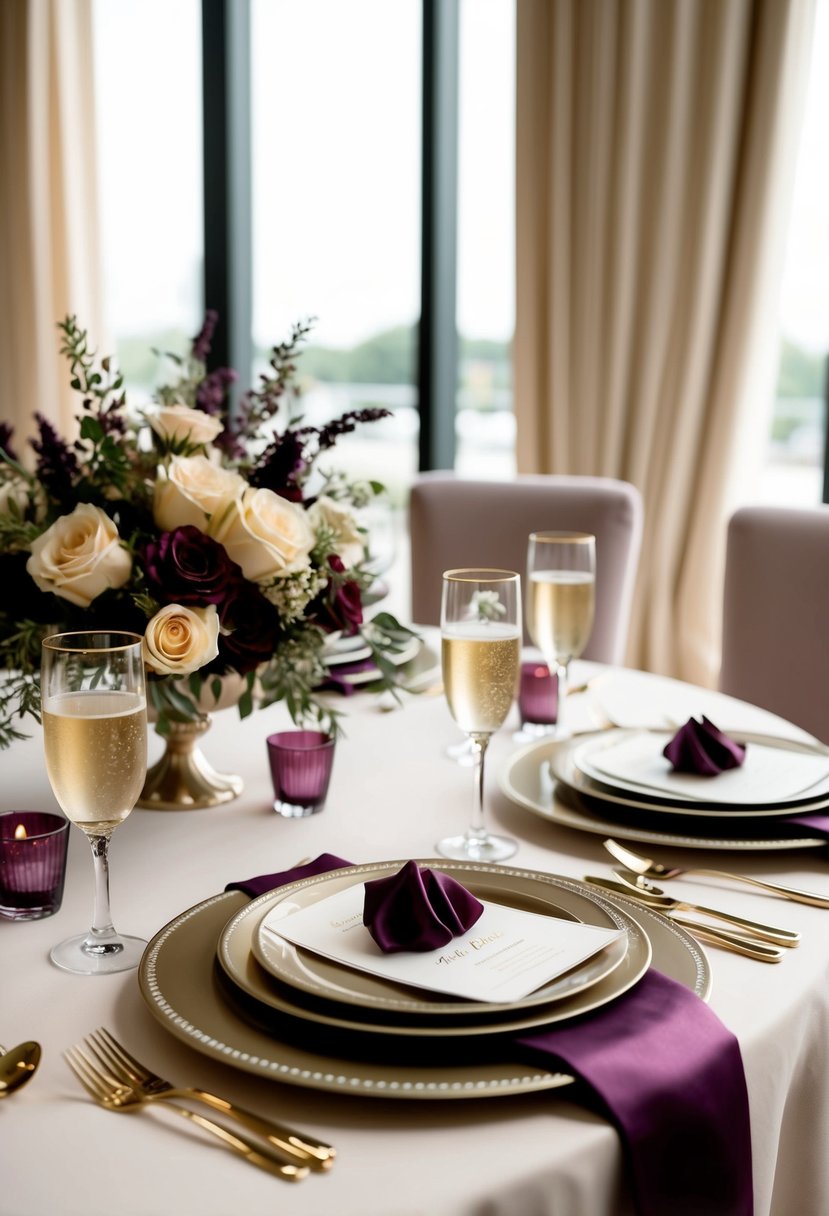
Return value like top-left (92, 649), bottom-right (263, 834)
top-left (138, 716), bottom-right (244, 811)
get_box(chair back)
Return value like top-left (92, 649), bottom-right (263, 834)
top-left (409, 472), bottom-right (643, 663)
top-left (720, 505), bottom-right (829, 741)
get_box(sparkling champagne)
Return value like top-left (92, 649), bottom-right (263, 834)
top-left (43, 691), bottom-right (147, 834)
top-left (442, 622), bottom-right (520, 735)
top-left (528, 570), bottom-right (595, 666)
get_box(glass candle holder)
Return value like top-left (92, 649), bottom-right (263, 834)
top-left (514, 662), bottom-right (559, 742)
top-left (0, 812), bottom-right (70, 921)
top-left (267, 731), bottom-right (336, 818)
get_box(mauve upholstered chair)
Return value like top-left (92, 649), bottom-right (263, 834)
top-left (720, 505), bottom-right (829, 742)
top-left (408, 473), bottom-right (643, 663)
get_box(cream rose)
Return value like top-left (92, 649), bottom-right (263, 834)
top-left (26, 503), bottom-right (132, 607)
top-left (308, 495), bottom-right (366, 568)
top-left (147, 403), bottom-right (224, 448)
top-left (153, 455), bottom-right (246, 532)
top-left (142, 604), bottom-right (219, 676)
top-left (208, 487), bottom-right (314, 582)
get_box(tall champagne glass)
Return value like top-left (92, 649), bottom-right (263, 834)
top-left (437, 570), bottom-right (521, 862)
top-left (42, 632), bottom-right (148, 975)
top-left (526, 532), bottom-right (596, 737)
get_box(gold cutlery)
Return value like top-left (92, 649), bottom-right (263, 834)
top-left (64, 1045), bottom-right (309, 1181)
top-left (604, 838), bottom-right (829, 908)
top-left (583, 874), bottom-right (801, 946)
top-left (583, 877), bottom-right (787, 961)
top-left (82, 1028), bottom-right (334, 1171)
top-left (0, 1041), bottom-right (42, 1098)
top-left (668, 916), bottom-right (785, 962)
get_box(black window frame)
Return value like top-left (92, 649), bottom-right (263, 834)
top-left (201, 0), bottom-right (458, 471)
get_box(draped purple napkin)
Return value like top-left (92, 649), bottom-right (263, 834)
top-left (664, 716), bottom-right (747, 776)
top-left (318, 658), bottom-right (378, 696)
top-left (225, 855), bottom-right (753, 1216)
top-left (363, 859), bottom-right (484, 953)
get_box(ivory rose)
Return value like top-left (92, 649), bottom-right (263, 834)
top-left (208, 487), bottom-right (314, 582)
top-left (153, 454), bottom-right (246, 532)
top-left (146, 403), bottom-right (224, 449)
top-left (26, 503), bottom-right (131, 607)
top-left (308, 495), bottom-right (366, 567)
top-left (142, 603), bottom-right (219, 675)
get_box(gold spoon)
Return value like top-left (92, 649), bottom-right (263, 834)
top-left (0, 1041), bottom-right (42, 1098)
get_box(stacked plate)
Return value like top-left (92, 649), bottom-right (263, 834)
top-left (322, 633), bottom-right (426, 687)
top-left (138, 859), bottom-right (711, 1101)
top-left (500, 729), bottom-right (829, 852)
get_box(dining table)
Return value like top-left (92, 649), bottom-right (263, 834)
top-left (3, 634), bottom-right (829, 1216)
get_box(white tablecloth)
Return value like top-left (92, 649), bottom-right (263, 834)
top-left (4, 656), bottom-right (829, 1216)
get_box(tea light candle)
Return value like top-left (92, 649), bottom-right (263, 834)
top-left (0, 811), bottom-right (70, 921)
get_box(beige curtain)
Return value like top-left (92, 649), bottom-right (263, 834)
top-left (0, 0), bottom-right (102, 457)
top-left (514, 0), bottom-right (815, 686)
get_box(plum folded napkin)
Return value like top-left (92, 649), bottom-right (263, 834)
top-left (663, 716), bottom-right (747, 776)
top-left (225, 855), bottom-right (753, 1216)
top-left (362, 859), bottom-right (484, 952)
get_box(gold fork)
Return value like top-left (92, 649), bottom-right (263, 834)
top-left (85, 1028), bottom-right (334, 1171)
top-left (64, 1045), bottom-right (308, 1182)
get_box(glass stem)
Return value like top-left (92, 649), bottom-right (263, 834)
top-left (556, 661), bottom-right (569, 736)
top-left (85, 834), bottom-right (121, 954)
top-left (468, 733), bottom-right (490, 841)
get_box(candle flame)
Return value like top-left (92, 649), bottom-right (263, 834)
top-left (14, 824), bottom-right (27, 841)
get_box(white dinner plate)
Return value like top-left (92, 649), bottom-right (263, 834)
top-left (570, 730), bottom-right (829, 814)
top-left (138, 883), bottom-right (709, 1100)
top-left (218, 870), bottom-right (650, 1037)
top-left (498, 738), bottom-right (827, 851)
top-left (225, 862), bottom-right (645, 1022)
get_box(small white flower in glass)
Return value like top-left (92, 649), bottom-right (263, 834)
top-left (437, 569), bottom-right (521, 862)
top-left (526, 532), bottom-right (596, 738)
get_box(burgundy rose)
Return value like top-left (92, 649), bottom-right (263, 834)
top-left (145, 525), bottom-right (243, 606)
top-left (315, 554), bottom-right (363, 636)
top-left (216, 582), bottom-right (282, 675)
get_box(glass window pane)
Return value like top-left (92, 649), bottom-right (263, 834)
top-left (251, 0), bottom-right (421, 506)
top-left (752, 0), bottom-right (829, 506)
top-left (456, 0), bottom-right (516, 479)
top-left (92, 0), bottom-right (204, 396)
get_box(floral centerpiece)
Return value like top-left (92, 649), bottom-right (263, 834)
top-left (0, 312), bottom-right (414, 751)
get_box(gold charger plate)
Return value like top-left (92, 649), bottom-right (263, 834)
top-left (499, 738), bottom-right (826, 851)
top-left (138, 881), bottom-right (710, 1100)
top-left (247, 861), bottom-right (635, 1017)
top-left (220, 864), bottom-right (647, 1034)
top-left (567, 730), bottom-right (829, 817)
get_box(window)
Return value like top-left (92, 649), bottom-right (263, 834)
top-left (456, 0), bottom-right (516, 480)
top-left (752, 0), bottom-right (829, 506)
top-left (251, 0), bottom-right (422, 505)
top-left (92, 0), bottom-right (204, 397)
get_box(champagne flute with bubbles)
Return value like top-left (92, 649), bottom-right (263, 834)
top-left (526, 533), bottom-right (596, 737)
top-left (437, 570), bottom-right (521, 862)
top-left (42, 631), bottom-right (148, 975)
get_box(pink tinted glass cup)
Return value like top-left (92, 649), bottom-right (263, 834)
top-left (267, 730), bottom-right (336, 817)
top-left (0, 811), bottom-right (70, 920)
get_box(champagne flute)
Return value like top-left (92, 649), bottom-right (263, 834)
top-left (437, 569), bottom-right (521, 862)
top-left (526, 532), bottom-right (596, 737)
top-left (41, 631), bottom-right (148, 975)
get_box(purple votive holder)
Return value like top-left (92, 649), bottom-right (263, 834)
top-left (267, 730), bottom-right (336, 818)
top-left (0, 811), bottom-right (70, 921)
top-left (519, 662), bottom-right (559, 728)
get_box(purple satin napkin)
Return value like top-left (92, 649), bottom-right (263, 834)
top-left (664, 716), bottom-right (747, 776)
top-left (363, 859), bottom-right (484, 953)
top-left (225, 855), bottom-right (753, 1216)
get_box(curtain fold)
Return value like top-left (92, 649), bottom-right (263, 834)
top-left (514, 0), bottom-right (815, 685)
top-left (0, 0), bottom-right (102, 456)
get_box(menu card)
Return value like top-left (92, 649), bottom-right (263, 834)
top-left (260, 886), bottom-right (625, 1004)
